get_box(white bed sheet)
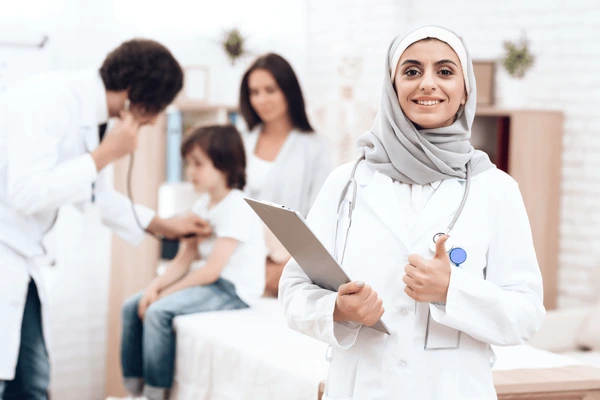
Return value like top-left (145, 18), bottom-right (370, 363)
top-left (170, 298), bottom-right (581, 400)
top-left (171, 298), bottom-right (328, 400)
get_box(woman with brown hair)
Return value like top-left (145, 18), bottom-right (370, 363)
top-left (239, 53), bottom-right (333, 295)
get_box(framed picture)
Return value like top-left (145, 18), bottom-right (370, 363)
top-left (180, 66), bottom-right (209, 104)
top-left (472, 61), bottom-right (495, 106)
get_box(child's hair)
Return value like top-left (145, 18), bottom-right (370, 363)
top-left (180, 124), bottom-right (247, 190)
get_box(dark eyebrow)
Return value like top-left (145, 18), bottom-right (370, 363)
top-left (400, 59), bottom-right (459, 67)
top-left (400, 59), bottom-right (422, 67)
top-left (435, 59), bottom-right (458, 67)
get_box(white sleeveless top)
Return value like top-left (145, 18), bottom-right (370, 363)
top-left (246, 154), bottom-right (274, 200)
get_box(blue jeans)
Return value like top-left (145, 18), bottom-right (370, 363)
top-left (121, 278), bottom-right (247, 395)
top-left (0, 280), bottom-right (50, 400)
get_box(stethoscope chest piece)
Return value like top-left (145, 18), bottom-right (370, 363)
top-left (430, 233), bottom-right (467, 267)
top-left (449, 247), bottom-right (467, 267)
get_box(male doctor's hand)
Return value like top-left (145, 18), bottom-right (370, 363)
top-left (403, 235), bottom-right (452, 303)
top-left (334, 281), bottom-right (385, 327)
top-left (148, 212), bottom-right (212, 240)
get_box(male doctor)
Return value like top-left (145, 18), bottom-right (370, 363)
top-left (0, 39), bottom-right (209, 399)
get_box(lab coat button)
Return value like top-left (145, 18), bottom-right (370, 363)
top-left (398, 360), bottom-right (407, 369)
top-left (400, 307), bottom-right (409, 316)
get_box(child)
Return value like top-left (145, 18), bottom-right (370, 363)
top-left (117, 125), bottom-right (267, 400)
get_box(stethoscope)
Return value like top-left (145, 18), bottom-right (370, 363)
top-left (333, 155), bottom-right (471, 267)
top-left (121, 99), bottom-right (169, 241)
top-left (329, 155), bottom-right (472, 352)
top-left (122, 99), bottom-right (199, 242)
top-left (120, 99), bottom-right (156, 237)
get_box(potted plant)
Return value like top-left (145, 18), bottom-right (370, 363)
top-left (221, 27), bottom-right (247, 66)
top-left (501, 36), bottom-right (535, 78)
top-left (497, 34), bottom-right (535, 107)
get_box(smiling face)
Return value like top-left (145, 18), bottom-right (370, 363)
top-left (393, 39), bottom-right (467, 129)
top-left (248, 68), bottom-right (290, 125)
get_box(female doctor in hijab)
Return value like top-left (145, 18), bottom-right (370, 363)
top-left (279, 26), bottom-right (545, 400)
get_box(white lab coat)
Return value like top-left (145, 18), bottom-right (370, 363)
top-left (0, 69), bottom-right (155, 379)
top-left (279, 161), bottom-right (546, 400)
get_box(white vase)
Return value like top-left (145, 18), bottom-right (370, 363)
top-left (495, 69), bottom-right (528, 109)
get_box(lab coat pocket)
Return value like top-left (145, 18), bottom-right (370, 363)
top-left (424, 305), bottom-right (461, 350)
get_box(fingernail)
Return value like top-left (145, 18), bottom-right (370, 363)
top-left (356, 281), bottom-right (365, 288)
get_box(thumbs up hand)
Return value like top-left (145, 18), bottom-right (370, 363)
top-left (402, 235), bottom-right (452, 303)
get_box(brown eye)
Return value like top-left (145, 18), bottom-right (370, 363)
top-left (405, 68), bottom-right (420, 76)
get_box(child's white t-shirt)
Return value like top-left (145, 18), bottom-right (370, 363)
top-left (192, 189), bottom-right (267, 306)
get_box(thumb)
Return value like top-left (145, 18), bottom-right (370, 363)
top-left (434, 234), bottom-right (450, 260)
top-left (338, 281), bottom-right (365, 295)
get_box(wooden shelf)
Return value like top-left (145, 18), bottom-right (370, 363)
top-left (472, 108), bottom-right (563, 310)
top-left (476, 106), bottom-right (563, 118)
top-left (173, 100), bottom-right (238, 114)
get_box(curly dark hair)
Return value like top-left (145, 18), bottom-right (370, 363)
top-left (239, 53), bottom-right (313, 133)
top-left (100, 39), bottom-right (183, 115)
top-left (181, 125), bottom-right (247, 190)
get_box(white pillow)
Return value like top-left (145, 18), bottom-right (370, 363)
top-left (576, 303), bottom-right (600, 350)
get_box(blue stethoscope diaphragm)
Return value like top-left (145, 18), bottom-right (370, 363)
top-left (449, 247), bottom-right (467, 266)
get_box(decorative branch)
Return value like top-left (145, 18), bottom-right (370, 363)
top-left (500, 35), bottom-right (534, 79)
top-left (220, 27), bottom-right (247, 65)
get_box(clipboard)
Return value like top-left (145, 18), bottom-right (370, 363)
top-left (244, 198), bottom-right (390, 335)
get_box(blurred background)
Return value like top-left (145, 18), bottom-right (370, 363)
top-left (1, 0), bottom-right (599, 398)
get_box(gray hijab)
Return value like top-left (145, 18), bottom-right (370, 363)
top-left (357, 26), bottom-right (495, 184)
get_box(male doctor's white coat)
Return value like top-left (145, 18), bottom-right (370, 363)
top-left (0, 69), bottom-right (155, 379)
top-left (279, 161), bottom-right (546, 400)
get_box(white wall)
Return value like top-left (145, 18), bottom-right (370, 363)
top-left (1, 1), bottom-right (308, 399)
top-left (1, 0), bottom-right (309, 102)
top-left (304, 0), bottom-right (600, 308)
top-left (4, 0), bottom-right (598, 396)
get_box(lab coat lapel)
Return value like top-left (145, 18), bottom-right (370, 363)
top-left (80, 73), bottom-right (100, 152)
top-left (411, 178), bottom-right (465, 247)
top-left (358, 169), bottom-right (411, 251)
